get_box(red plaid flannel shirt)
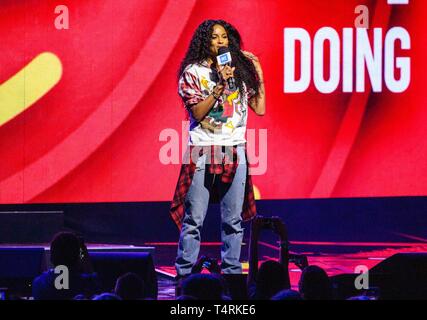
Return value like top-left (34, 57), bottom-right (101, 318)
top-left (170, 145), bottom-right (257, 230)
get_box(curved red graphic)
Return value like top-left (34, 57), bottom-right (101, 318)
top-left (311, 0), bottom-right (392, 197)
top-left (0, 0), bottom-right (197, 202)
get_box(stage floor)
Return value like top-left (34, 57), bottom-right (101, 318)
top-left (150, 240), bottom-right (427, 299)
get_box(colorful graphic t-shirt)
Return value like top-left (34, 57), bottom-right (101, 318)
top-left (178, 61), bottom-right (254, 146)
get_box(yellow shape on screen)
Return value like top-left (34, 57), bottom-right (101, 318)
top-left (0, 52), bottom-right (62, 126)
top-left (253, 184), bottom-right (261, 200)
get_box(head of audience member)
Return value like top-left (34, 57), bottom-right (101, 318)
top-left (176, 295), bottom-right (198, 300)
top-left (50, 232), bottom-right (82, 270)
top-left (271, 289), bottom-right (302, 300)
top-left (347, 295), bottom-right (372, 300)
top-left (92, 293), bottom-right (122, 300)
top-left (180, 274), bottom-right (227, 300)
top-left (255, 260), bottom-right (289, 300)
top-left (114, 272), bottom-right (145, 300)
top-left (299, 265), bottom-right (333, 300)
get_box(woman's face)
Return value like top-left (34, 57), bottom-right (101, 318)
top-left (209, 24), bottom-right (229, 56)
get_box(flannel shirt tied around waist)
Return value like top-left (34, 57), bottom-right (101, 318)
top-left (170, 144), bottom-right (257, 230)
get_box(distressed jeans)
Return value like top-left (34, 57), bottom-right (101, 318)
top-left (175, 145), bottom-right (247, 276)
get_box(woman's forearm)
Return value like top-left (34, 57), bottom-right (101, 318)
top-left (279, 245), bottom-right (291, 289)
top-left (250, 82), bottom-right (266, 116)
top-left (191, 95), bottom-right (217, 122)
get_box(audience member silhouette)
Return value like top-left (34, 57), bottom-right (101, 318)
top-left (92, 292), bottom-right (122, 300)
top-left (32, 232), bottom-right (100, 300)
top-left (247, 216), bottom-right (291, 299)
top-left (180, 273), bottom-right (229, 300)
top-left (249, 260), bottom-right (291, 300)
top-left (298, 265), bottom-right (333, 300)
top-left (271, 289), bottom-right (302, 300)
top-left (114, 272), bottom-right (145, 300)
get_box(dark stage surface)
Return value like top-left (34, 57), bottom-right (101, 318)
top-left (1, 197), bottom-right (427, 299)
top-left (1, 197), bottom-right (427, 244)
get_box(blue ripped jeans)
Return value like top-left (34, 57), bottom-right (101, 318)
top-left (175, 145), bottom-right (247, 276)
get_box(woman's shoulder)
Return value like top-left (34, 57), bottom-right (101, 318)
top-left (182, 63), bottom-right (197, 74)
top-left (182, 61), bottom-right (210, 74)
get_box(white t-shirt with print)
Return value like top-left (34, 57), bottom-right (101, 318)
top-left (178, 61), bottom-right (254, 146)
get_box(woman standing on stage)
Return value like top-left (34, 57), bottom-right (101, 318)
top-left (170, 19), bottom-right (265, 278)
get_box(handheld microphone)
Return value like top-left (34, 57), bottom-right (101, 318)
top-left (216, 46), bottom-right (236, 91)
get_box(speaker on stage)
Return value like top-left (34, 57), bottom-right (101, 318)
top-left (331, 253), bottom-right (427, 300)
top-left (369, 252), bottom-right (427, 300)
top-left (89, 251), bottom-right (158, 299)
top-left (0, 247), bottom-right (46, 297)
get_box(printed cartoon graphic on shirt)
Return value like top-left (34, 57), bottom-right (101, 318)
top-left (201, 88), bottom-right (244, 133)
top-left (201, 76), bottom-right (210, 91)
top-left (179, 62), bottom-right (250, 146)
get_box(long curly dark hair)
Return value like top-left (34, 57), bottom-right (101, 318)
top-left (178, 19), bottom-right (260, 98)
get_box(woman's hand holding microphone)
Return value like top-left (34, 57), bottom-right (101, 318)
top-left (212, 64), bottom-right (235, 99)
top-left (211, 84), bottom-right (225, 100)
